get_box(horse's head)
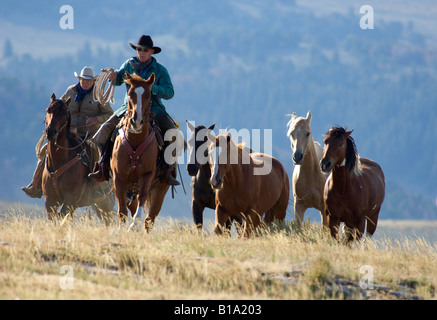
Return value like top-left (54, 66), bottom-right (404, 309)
top-left (186, 121), bottom-right (216, 176)
top-left (124, 72), bottom-right (155, 133)
top-left (320, 126), bottom-right (360, 174)
top-left (208, 132), bottom-right (234, 190)
top-left (286, 111), bottom-right (312, 165)
top-left (45, 93), bottom-right (71, 142)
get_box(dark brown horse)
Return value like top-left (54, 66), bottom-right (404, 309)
top-left (208, 132), bottom-right (290, 237)
top-left (111, 72), bottom-right (170, 231)
top-left (320, 126), bottom-right (385, 242)
top-left (42, 94), bottom-right (115, 223)
top-left (186, 122), bottom-right (243, 231)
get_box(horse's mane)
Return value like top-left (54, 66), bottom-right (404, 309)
top-left (325, 126), bottom-right (362, 176)
top-left (286, 117), bottom-right (294, 137)
top-left (225, 135), bottom-right (263, 167)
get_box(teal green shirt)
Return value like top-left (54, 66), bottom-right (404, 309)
top-left (113, 56), bottom-right (174, 118)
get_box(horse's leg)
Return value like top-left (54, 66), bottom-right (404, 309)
top-left (45, 200), bottom-right (59, 222)
top-left (328, 214), bottom-right (341, 239)
top-left (114, 176), bottom-right (129, 227)
top-left (93, 186), bottom-right (116, 226)
top-left (59, 203), bottom-right (76, 225)
top-left (96, 197), bottom-right (116, 226)
top-left (294, 199), bottom-right (306, 225)
top-left (214, 204), bottom-right (230, 236)
top-left (269, 185), bottom-right (289, 223)
top-left (243, 209), bottom-right (262, 238)
top-left (92, 203), bottom-right (113, 227)
top-left (224, 217), bottom-right (234, 234)
top-left (192, 201), bottom-right (204, 230)
top-left (144, 182), bottom-right (169, 232)
top-left (366, 207), bottom-right (380, 236)
top-left (346, 218), bottom-right (365, 243)
top-left (136, 172), bottom-right (155, 222)
top-left (127, 196), bottom-right (139, 219)
top-left (230, 215), bottom-right (244, 237)
top-left (128, 194), bottom-right (143, 232)
top-left (318, 200), bottom-right (329, 228)
top-left (263, 210), bottom-right (274, 224)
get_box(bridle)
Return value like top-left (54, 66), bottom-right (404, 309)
top-left (125, 98), bottom-right (152, 133)
top-left (45, 100), bottom-right (89, 151)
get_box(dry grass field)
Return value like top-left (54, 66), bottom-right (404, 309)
top-left (0, 205), bottom-right (436, 301)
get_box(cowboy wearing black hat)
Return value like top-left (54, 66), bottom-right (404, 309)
top-left (89, 35), bottom-right (180, 185)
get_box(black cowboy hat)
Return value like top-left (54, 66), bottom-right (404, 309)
top-left (129, 35), bottom-right (161, 54)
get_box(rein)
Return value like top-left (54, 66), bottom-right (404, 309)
top-left (54, 132), bottom-right (90, 151)
top-left (47, 118), bottom-right (90, 151)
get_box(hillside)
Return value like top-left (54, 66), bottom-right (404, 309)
top-left (0, 0), bottom-right (436, 220)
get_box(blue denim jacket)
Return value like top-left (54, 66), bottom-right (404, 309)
top-left (113, 56), bottom-right (174, 118)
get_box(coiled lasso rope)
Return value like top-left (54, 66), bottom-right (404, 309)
top-left (93, 67), bottom-right (115, 105)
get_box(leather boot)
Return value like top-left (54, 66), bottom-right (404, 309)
top-left (22, 159), bottom-right (44, 198)
top-left (88, 138), bottom-right (113, 182)
top-left (164, 163), bottom-right (180, 186)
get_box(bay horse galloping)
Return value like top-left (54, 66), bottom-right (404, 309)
top-left (186, 122), bottom-right (243, 231)
top-left (320, 126), bottom-right (385, 242)
top-left (208, 132), bottom-right (290, 237)
top-left (42, 94), bottom-right (115, 223)
top-left (287, 111), bottom-right (328, 226)
top-left (111, 72), bottom-right (170, 231)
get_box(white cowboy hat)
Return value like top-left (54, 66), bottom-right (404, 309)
top-left (74, 66), bottom-right (97, 80)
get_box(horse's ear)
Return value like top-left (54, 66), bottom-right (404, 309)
top-left (125, 72), bottom-right (132, 80)
top-left (65, 97), bottom-right (71, 107)
top-left (206, 130), bottom-right (216, 143)
top-left (146, 73), bottom-right (155, 85)
top-left (186, 120), bottom-right (195, 131)
top-left (306, 111), bottom-right (312, 123)
top-left (208, 123), bottom-right (216, 131)
top-left (345, 130), bottom-right (353, 139)
top-left (226, 132), bottom-right (232, 142)
top-left (51, 93), bottom-right (56, 103)
top-left (291, 112), bottom-right (297, 121)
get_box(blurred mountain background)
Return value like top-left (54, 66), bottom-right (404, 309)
top-left (0, 0), bottom-right (436, 221)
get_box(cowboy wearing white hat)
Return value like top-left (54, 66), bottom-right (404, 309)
top-left (74, 66), bottom-right (97, 79)
top-left (21, 66), bottom-right (113, 198)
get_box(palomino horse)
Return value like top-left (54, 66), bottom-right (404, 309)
top-left (320, 126), bottom-right (385, 241)
top-left (42, 94), bottom-right (115, 223)
top-left (111, 72), bottom-right (170, 231)
top-left (208, 132), bottom-right (290, 237)
top-left (186, 122), bottom-right (243, 231)
top-left (286, 111), bottom-right (328, 226)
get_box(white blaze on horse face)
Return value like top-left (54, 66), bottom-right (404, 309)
top-left (133, 86), bottom-right (145, 126)
top-left (211, 146), bottom-right (223, 182)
